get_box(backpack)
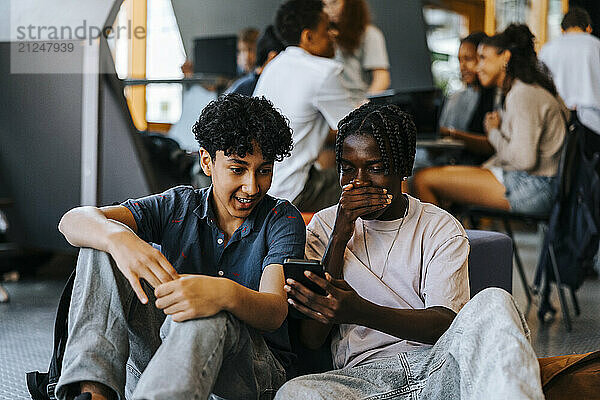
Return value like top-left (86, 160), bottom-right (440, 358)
top-left (26, 271), bottom-right (76, 400)
top-left (536, 121), bottom-right (600, 291)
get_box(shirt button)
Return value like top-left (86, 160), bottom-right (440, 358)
top-left (218, 270), bottom-right (224, 276)
top-left (217, 238), bottom-right (224, 244)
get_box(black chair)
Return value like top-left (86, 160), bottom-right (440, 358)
top-left (462, 120), bottom-right (599, 331)
top-left (0, 198), bottom-right (17, 303)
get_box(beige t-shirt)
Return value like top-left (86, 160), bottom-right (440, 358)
top-left (305, 195), bottom-right (470, 369)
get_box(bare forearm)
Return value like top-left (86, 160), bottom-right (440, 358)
top-left (58, 206), bottom-right (134, 251)
top-left (225, 281), bottom-right (288, 332)
top-left (367, 69), bottom-right (391, 94)
top-left (322, 232), bottom-right (351, 278)
top-left (357, 301), bottom-right (455, 345)
top-left (443, 127), bottom-right (494, 156)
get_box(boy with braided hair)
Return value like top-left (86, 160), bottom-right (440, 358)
top-left (277, 103), bottom-right (545, 399)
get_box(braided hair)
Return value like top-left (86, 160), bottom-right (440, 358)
top-left (336, 103), bottom-right (417, 177)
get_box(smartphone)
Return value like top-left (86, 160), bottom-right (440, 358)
top-left (283, 258), bottom-right (326, 319)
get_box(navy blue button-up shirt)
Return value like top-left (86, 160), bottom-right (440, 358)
top-left (122, 185), bottom-right (305, 372)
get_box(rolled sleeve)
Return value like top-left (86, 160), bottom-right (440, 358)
top-left (422, 235), bottom-right (470, 313)
top-left (121, 187), bottom-right (181, 244)
top-left (262, 202), bottom-right (306, 269)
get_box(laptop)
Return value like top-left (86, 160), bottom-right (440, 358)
top-left (193, 35), bottom-right (238, 78)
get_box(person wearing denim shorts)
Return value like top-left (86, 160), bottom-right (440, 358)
top-left (413, 25), bottom-right (568, 216)
top-left (55, 94), bottom-right (305, 400)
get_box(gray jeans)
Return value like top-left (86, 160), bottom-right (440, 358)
top-left (276, 288), bottom-right (544, 400)
top-left (56, 249), bottom-right (286, 400)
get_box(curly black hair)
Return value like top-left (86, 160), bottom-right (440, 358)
top-left (275, 0), bottom-right (324, 46)
top-left (336, 103), bottom-right (417, 177)
top-left (192, 93), bottom-right (293, 162)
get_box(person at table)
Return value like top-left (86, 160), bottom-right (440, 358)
top-left (227, 25), bottom-right (285, 97)
top-left (323, 0), bottom-right (390, 103)
top-left (438, 32), bottom-right (498, 165)
top-left (413, 24), bottom-right (568, 214)
top-left (237, 27), bottom-right (260, 76)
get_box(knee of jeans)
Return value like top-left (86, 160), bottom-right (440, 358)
top-left (275, 378), bottom-right (319, 400)
top-left (461, 287), bottom-right (514, 318)
top-left (161, 311), bottom-right (232, 339)
top-left (76, 248), bottom-right (116, 276)
top-left (472, 287), bottom-right (512, 305)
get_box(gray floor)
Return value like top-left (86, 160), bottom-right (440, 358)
top-left (1, 233), bottom-right (599, 400)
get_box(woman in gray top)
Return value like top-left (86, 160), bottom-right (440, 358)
top-left (438, 32), bottom-right (497, 165)
top-left (414, 24), bottom-right (568, 214)
top-left (323, 0), bottom-right (390, 102)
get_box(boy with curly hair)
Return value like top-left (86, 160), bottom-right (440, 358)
top-left (55, 94), bottom-right (306, 400)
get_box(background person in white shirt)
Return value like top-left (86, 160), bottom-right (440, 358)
top-left (323, 0), bottom-right (391, 102)
top-left (539, 6), bottom-right (600, 138)
top-left (254, 0), bottom-right (359, 212)
top-left (276, 103), bottom-right (544, 400)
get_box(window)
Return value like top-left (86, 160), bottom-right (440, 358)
top-left (547, 0), bottom-right (564, 42)
top-left (423, 7), bottom-right (468, 95)
top-left (106, 1), bottom-right (129, 79)
top-left (145, 0), bottom-right (186, 123)
top-left (495, 0), bottom-right (529, 32)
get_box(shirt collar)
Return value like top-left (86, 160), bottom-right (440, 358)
top-left (192, 185), bottom-right (260, 237)
top-left (193, 186), bottom-right (214, 224)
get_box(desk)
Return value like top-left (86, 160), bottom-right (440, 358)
top-left (416, 137), bottom-right (465, 150)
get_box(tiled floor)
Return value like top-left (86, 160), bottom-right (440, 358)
top-left (1, 233), bottom-right (599, 399)
top-left (509, 231), bottom-right (600, 358)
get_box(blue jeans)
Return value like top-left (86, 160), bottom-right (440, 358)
top-left (276, 288), bottom-right (544, 400)
top-left (56, 249), bottom-right (285, 400)
top-left (503, 170), bottom-right (556, 214)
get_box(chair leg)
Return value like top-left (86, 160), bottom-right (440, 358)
top-left (502, 219), bottom-right (533, 307)
top-left (537, 260), bottom-right (556, 322)
top-left (548, 243), bottom-right (572, 331)
top-left (570, 288), bottom-right (581, 316)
